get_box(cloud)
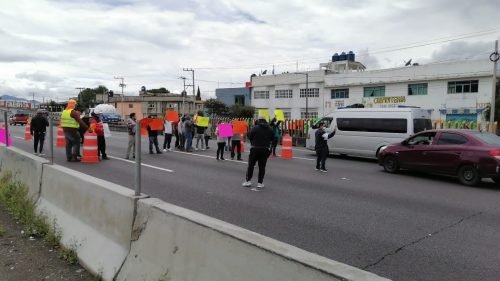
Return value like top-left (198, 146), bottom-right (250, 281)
top-left (15, 71), bottom-right (64, 83)
top-left (430, 41), bottom-right (493, 62)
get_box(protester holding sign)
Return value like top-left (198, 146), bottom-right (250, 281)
top-left (215, 121), bottom-right (228, 160)
top-left (163, 119), bottom-right (173, 152)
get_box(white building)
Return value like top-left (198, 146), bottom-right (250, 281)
top-left (250, 58), bottom-right (499, 126)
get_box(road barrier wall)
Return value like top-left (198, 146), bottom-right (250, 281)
top-left (116, 198), bottom-right (389, 281)
top-left (1, 147), bottom-right (390, 281)
top-left (0, 146), bottom-right (48, 200)
top-left (37, 164), bottom-right (138, 281)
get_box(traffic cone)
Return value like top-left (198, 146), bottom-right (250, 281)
top-left (240, 134), bottom-right (244, 153)
top-left (56, 125), bottom-right (66, 147)
top-left (81, 131), bottom-right (99, 163)
top-left (281, 134), bottom-right (293, 159)
top-left (24, 123), bottom-right (32, 140)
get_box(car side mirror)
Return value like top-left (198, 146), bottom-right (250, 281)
top-left (402, 140), bottom-right (408, 146)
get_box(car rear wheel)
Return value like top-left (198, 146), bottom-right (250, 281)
top-left (383, 155), bottom-right (400, 173)
top-left (458, 165), bottom-right (481, 186)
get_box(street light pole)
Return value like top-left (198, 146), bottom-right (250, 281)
top-left (489, 40), bottom-right (499, 133)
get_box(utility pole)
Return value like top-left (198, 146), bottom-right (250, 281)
top-left (179, 76), bottom-right (187, 116)
top-left (114, 76), bottom-right (126, 119)
top-left (183, 68), bottom-right (195, 97)
top-left (489, 40), bottom-right (499, 133)
top-left (32, 92), bottom-right (35, 109)
top-left (75, 87), bottom-right (84, 105)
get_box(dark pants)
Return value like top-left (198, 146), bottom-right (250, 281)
top-left (177, 133), bottom-right (185, 150)
top-left (33, 131), bottom-right (45, 153)
top-left (271, 137), bottom-right (279, 155)
top-left (185, 132), bottom-right (193, 151)
top-left (216, 142), bottom-right (225, 159)
top-left (316, 148), bottom-right (328, 170)
top-left (149, 136), bottom-right (160, 153)
top-left (64, 130), bottom-right (81, 160)
top-left (163, 133), bottom-right (172, 149)
top-left (97, 135), bottom-right (107, 158)
top-left (246, 148), bottom-right (270, 184)
top-left (231, 140), bottom-right (241, 159)
top-left (204, 135), bottom-right (210, 148)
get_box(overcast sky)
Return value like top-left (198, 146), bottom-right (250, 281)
top-left (0, 0), bottom-right (499, 101)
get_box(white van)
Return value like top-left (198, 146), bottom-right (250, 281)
top-left (306, 108), bottom-right (432, 158)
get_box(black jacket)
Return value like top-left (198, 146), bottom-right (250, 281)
top-left (30, 115), bottom-right (49, 134)
top-left (248, 121), bottom-right (274, 149)
top-left (315, 127), bottom-right (336, 151)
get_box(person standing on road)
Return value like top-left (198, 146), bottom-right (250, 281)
top-left (194, 123), bottom-right (206, 150)
top-left (215, 120), bottom-right (227, 160)
top-left (60, 100), bottom-right (88, 162)
top-left (315, 122), bottom-right (336, 172)
top-left (163, 119), bottom-right (173, 152)
top-left (147, 116), bottom-right (162, 154)
top-left (230, 130), bottom-right (242, 161)
top-left (204, 122), bottom-right (211, 149)
top-left (242, 116), bottom-right (274, 191)
top-left (177, 116), bottom-right (185, 151)
top-left (125, 113), bottom-right (136, 159)
top-left (270, 118), bottom-right (282, 157)
top-left (30, 109), bottom-right (49, 156)
top-left (183, 116), bottom-right (194, 152)
top-left (90, 112), bottom-right (109, 160)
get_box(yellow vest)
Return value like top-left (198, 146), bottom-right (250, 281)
top-left (61, 109), bottom-right (79, 128)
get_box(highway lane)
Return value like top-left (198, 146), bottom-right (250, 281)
top-left (6, 125), bottom-right (500, 281)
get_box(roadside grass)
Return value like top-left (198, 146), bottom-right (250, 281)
top-left (0, 224), bottom-right (5, 237)
top-left (0, 173), bottom-right (78, 265)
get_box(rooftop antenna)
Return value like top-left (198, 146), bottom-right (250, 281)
top-left (404, 59), bottom-right (412, 66)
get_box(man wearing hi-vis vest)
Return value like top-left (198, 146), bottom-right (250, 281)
top-left (60, 100), bottom-right (88, 162)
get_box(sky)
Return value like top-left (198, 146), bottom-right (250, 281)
top-left (0, 0), bottom-right (499, 102)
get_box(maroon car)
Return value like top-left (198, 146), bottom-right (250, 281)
top-left (378, 129), bottom-right (500, 186)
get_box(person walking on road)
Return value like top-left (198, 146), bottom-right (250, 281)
top-left (163, 119), bottom-right (173, 152)
top-left (60, 100), bottom-right (88, 162)
top-left (147, 116), bottom-right (162, 154)
top-left (315, 122), bottom-right (336, 172)
top-left (215, 120), bottom-right (227, 160)
top-left (125, 113), bottom-right (136, 159)
top-left (90, 112), bottom-right (108, 160)
top-left (30, 109), bottom-right (49, 156)
top-left (242, 116), bottom-right (274, 191)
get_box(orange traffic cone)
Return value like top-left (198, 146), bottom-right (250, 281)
top-left (81, 131), bottom-right (99, 163)
top-left (56, 125), bottom-right (66, 147)
top-left (24, 123), bottom-right (32, 140)
top-left (240, 134), bottom-right (244, 153)
top-left (281, 134), bottom-right (293, 159)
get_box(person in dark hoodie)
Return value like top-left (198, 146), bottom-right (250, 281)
top-left (315, 122), bottom-right (336, 172)
top-left (242, 115), bottom-right (274, 191)
top-left (30, 110), bottom-right (49, 156)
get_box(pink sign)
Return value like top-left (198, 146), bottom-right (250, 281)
top-left (217, 124), bottom-right (233, 137)
top-left (0, 129), bottom-right (13, 145)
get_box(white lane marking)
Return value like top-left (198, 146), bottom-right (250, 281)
top-left (108, 156), bottom-right (174, 173)
top-left (292, 156), bottom-right (315, 161)
top-left (14, 136), bottom-right (23, 139)
top-left (171, 150), bottom-right (248, 165)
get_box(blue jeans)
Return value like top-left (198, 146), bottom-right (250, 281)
top-left (184, 132), bottom-right (193, 151)
top-left (149, 136), bottom-right (160, 153)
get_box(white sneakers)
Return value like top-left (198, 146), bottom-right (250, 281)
top-left (243, 181), bottom-right (265, 191)
top-left (163, 149), bottom-right (167, 152)
top-left (242, 181), bottom-right (252, 187)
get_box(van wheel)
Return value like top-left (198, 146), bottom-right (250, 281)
top-left (383, 155), bottom-right (399, 173)
top-left (458, 165), bottom-right (481, 186)
top-left (491, 177), bottom-right (500, 186)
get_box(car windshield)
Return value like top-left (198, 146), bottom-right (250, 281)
top-left (472, 132), bottom-right (500, 146)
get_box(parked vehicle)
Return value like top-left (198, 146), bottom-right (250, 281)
top-left (306, 107), bottom-right (432, 158)
top-left (9, 113), bottom-right (29, 126)
top-left (100, 112), bottom-right (122, 123)
top-left (378, 129), bottom-right (500, 186)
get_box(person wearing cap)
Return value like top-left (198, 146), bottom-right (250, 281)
top-left (242, 115), bottom-right (274, 191)
top-left (315, 122), bottom-right (336, 172)
top-left (60, 99), bottom-right (88, 162)
top-left (125, 112), bottom-right (137, 159)
top-left (90, 111), bottom-right (109, 160)
top-left (30, 109), bottom-right (49, 156)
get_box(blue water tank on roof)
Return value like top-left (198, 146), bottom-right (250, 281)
top-left (339, 52), bottom-right (347, 61)
top-left (347, 51), bottom-right (355, 61)
top-left (332, 53), bottom-right (339, 62)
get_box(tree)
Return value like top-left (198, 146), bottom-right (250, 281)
top-left (229, 104), bottom-right (255, 118)
top-left (77, 85), bottom-right (109, 110)
top-left (146, 87), bottom-right (170, 94)
top-left (204, 98), bottom-right (228, 116)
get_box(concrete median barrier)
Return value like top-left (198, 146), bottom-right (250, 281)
top-left (37, 164), bottom-right (140, 281)
top-left (0, 146), bottom-right (49, 200)
top-left (117, 198), bottom-right (389, 281)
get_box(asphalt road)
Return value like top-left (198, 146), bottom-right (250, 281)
top-left (5, 125), bottom-right (500, 281)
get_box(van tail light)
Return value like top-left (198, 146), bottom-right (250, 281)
top-left (488, 150), bottom-right (500, 158)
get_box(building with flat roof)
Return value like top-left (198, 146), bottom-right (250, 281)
top-left (250, 57), bottom-right (499, 125)
top-left (215, 87), bottom-right (251, 106)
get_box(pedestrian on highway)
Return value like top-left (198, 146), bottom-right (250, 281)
top-left (125, 113), bottom-right (136, 159)
top-left (79, 111), bottom-right (90, 146)
top-left (315, 122), bottom-right (336, 172)
top-left (230, 130), bottom-right (242, 161)
top-left (90, 112), bottom-right (109, 160)
top-left (147, 116), bottom-right (162, 154)
top-left (30, 109), bottom-right (49, 156)
top-left (60, 99), bottom-right (88, 162)
top-left (184, 115), bottom-right (194, 152)
top-left (204, 122), bottom-right (211, 149)
top-left (163, 119), bottom-right (173, 152)
top-left (194, 122), bottom-right (206, 150)
top-left (177, 116), bottom-right (185, 151)
top-left (270, 118), bottom-right (282, 157)
top-left (215, 120), bottom-right (226, 160)
top-left (242, 116), bottom-right (274, 191)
